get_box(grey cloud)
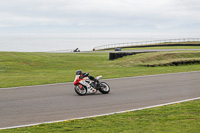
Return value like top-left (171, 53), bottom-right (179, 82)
top-left (0, 0), bottom-right (199, 33)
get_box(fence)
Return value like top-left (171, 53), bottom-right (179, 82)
top-left (93, 38), bottom-right (200, 51)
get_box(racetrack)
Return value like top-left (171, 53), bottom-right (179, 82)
top-left (0, 71), bottom-right (200, 129)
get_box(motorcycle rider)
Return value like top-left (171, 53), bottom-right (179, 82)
top-left (74, 70), bottom-right (96, 90)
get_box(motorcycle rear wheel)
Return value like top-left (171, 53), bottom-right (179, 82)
top-left (74, 85), bottom-right (87, 96)
top-left (99, 82), bottom-right (110, 94)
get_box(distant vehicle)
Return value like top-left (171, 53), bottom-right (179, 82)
top-left (73, 48), bottom-right (80, 52)
top-left (115, 48), bottom-right (121, 51)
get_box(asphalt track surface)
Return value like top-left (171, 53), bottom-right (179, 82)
top-left (0, 71), bottom-right (200, 129)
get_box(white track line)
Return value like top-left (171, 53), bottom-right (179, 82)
top-left (1, 97), bottom-right (199, 130)
top-left (1, 71), bottom-right (200, 90)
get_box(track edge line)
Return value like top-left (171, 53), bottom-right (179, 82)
top-left (1, 97), bottom-right (200, 130)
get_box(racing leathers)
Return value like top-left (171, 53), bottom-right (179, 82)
top-left (74, 73), bottom-right (96, 90)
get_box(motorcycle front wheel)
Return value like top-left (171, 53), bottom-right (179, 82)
top-left (99, 82), bottom-right (110, 94)
top-left (74, 85), bottom-right (87, 96)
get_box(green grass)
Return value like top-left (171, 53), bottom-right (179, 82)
top-left (0, 52), bottom-right (108, 88)
top-left (1, 99), bottom-right (199, 133)
top-left (110, 51), bottom-right (200, 67)
top-left (1, 51), bottom-right (200, 88)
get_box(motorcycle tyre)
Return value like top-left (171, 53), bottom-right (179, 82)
top-left (99, 82), bottom-right (110, 94)
top-left (74, 85), bottom-right (87, 96)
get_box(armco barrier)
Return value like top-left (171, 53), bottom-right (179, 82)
top-left (109, 51), bottom-right (157, 60)
top-left (109, 52), bottom-right (135, 60)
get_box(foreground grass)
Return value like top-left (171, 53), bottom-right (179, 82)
top-left (1, 99), bottom-right (199, 133)
top-left (0, 51), bottom-right (200, 88)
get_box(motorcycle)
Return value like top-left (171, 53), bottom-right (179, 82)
top-left (74, 74), bottom-right (110, 96)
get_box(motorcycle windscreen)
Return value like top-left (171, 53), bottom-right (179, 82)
top-left (96, 75), bottom-right (102, 80)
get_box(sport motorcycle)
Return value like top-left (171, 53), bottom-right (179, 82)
top-left (74, 75), bottom-right (110, 96)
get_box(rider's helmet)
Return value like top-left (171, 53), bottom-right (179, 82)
top-left (76, 70), bottom-right (82, 75)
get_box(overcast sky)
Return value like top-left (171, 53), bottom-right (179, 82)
top-left (0, 0), bottom-right (200, 37)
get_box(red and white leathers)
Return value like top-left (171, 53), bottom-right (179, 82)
top-left (74, 74), bottom-right (98, 93)
top-left (74, 75), bottom-right (92, 89)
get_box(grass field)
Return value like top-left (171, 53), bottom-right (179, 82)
top-left (0, 50), bottom-right (200, 88)
top-left (1, 99), bottom-right (199, 133)
top-left (111, 51), bottom-right (200, 67)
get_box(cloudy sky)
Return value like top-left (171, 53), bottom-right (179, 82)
top-left (0, 0), bottom-right (200, 37)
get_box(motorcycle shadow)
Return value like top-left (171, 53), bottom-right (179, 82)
top-left (74, 92), bottom-right (109, 96)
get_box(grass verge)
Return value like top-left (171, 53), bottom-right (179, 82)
top-left (0, 51), bottom-right (200, 88)
top-left (1, 99), bottom-right (199, 133)
top-left (110, 51), bottom-right (200, 67)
